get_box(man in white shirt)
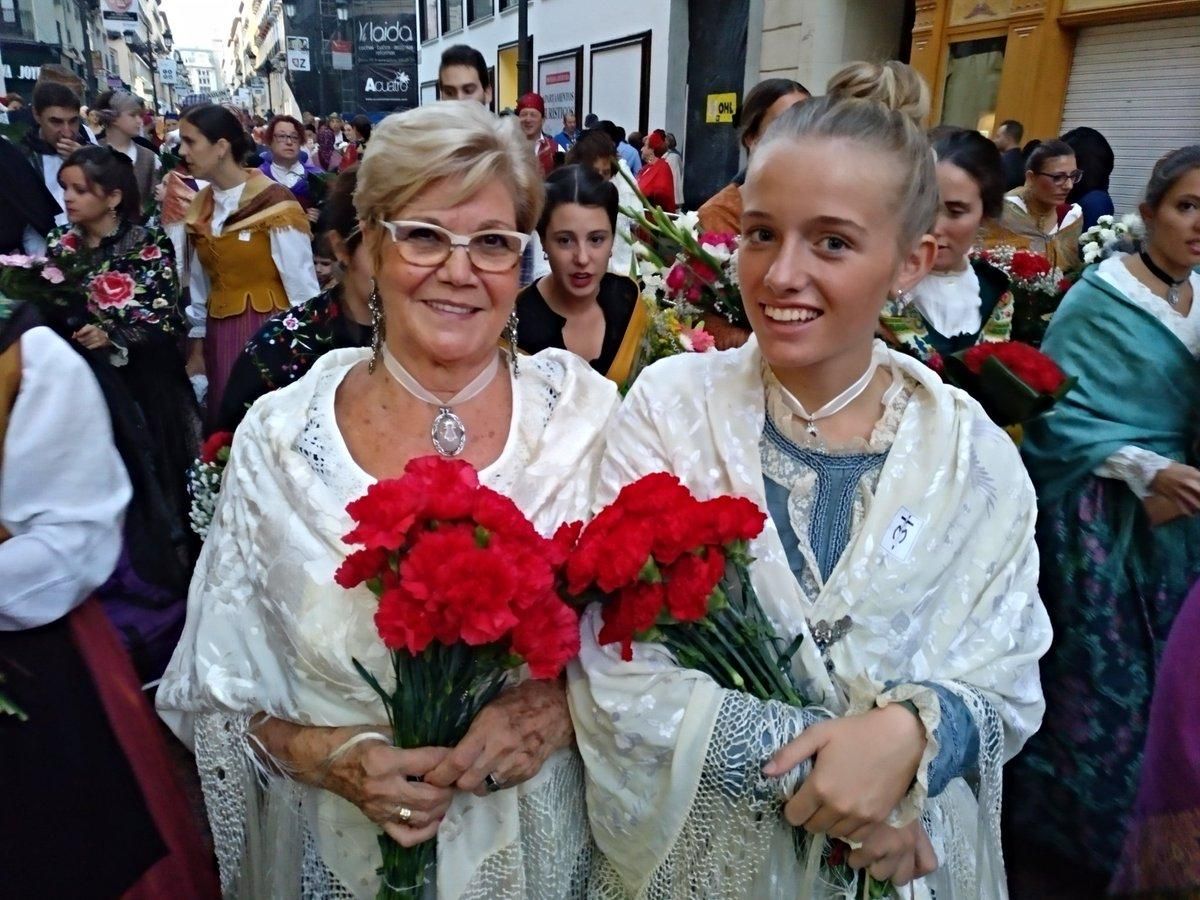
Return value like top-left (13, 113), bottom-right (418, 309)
top-left (21, 81), bottom-right (88, 228)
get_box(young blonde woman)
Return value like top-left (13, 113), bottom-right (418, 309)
top-left (570, 61), bottom-right (1051, 898)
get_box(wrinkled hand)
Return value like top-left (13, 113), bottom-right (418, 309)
top-left (846, 820), bottom-right (938, 886)
top-left (72, 324), bottom-right (111, 350)
top-left (306, 207), bottom-right (320, 223)
top-left (424, 679), bottom-right (574, 795)
top-left (1150, 463), bottom-right (1200, 516)
top-left (325, 738), bottom-right (456, 848)
top-left (764, 705), bottom-right (927, 839)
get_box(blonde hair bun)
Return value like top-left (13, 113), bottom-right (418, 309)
top-left (826, 60), bottom-right (930, 125)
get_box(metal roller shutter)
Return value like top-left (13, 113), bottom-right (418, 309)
top-left (1059, 16), bottom-right (1200, 216)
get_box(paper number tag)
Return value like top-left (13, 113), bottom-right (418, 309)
top-left (882, 506), bottom-right (923, 562)
top-left (238, 230), bottom-right (252, 242)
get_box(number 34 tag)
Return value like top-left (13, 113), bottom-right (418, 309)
top-left (882, 506), bottom-right (923, 562)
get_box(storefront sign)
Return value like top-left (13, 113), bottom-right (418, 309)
top-left (100, 0), bottom-right (141, 32)
top-left (0, 42), bottom-right (60, 95)
top-left (157, 56), bottom-right (177, 85)
top-left (705, 92), bottom-right (737, 124)
top-left (538, 50), bottom-right (581, 125)
top-left (354, 10), bottom-right (418, 110)
top-left (286, 36), bottom-right (311, 73)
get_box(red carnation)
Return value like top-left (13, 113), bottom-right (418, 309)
top-left (664, 548), bottom-right (726, 622)
top-left (962, 341), bottom-right (1067, 394)
top-left (334, 546), bottom-right (391, 589)
top-left (511, 597), bottom-right (580, 678)
top-left (402, 456), bottom-right (479, 520)
top-left (1009, 249), bottom-right (1052, 281)
top-left (694, 495), bottom-right (767, 547)
top-left (343, 479), bottom-right (422, 551)
top-left (200, 430), bottom-right (234, 464)
top-left (374, 584), bottom-right (436, 654)
top-left (599, 581), bottom-right (668, 661)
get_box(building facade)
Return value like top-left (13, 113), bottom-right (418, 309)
top-left (178, 46), bottom-right (226, 103)
top-left (910, 0), bottom-right (1200, 213)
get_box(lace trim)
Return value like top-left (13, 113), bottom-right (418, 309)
top-left (1094, 445), bottom-right (1175, 499)
top-left (1097, 254), bottom-right (1200, 357)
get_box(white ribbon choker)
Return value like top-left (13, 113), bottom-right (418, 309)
top-left (380, 346), bottom-right (501, 457)
top-left (778, 358), bottom-right (891, 437)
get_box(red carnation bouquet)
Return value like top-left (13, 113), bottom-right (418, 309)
top-left (942, 341), bottom-right (1076, 429)
top-left (335, 456), bottom-right (580, 899)
top-left (560, 473), bottom-right (893, 896)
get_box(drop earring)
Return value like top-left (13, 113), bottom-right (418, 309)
top-left (503, 310), bottom-right (519, 378)
top-left (368, 283), bottom-right (385, 373)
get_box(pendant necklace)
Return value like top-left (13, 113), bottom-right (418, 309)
top-left (1139, 250), bottom-right (1189, 307)
top-left (380, 346), bottom-right (501, 457)
top-left (777, 357), bottom-right (881, 438)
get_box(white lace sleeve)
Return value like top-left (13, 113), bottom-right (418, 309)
top-left (1094, 445), bottom-right (1173, 499)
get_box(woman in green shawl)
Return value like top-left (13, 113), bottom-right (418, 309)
top-left (1007, 145), bottom-right (1200, 894)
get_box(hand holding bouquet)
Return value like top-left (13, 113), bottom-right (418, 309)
top-left (335, 456), bottom-right (581, 899)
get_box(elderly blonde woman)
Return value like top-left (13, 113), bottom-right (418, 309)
top-left (157, 101), bottom-right (619, 899)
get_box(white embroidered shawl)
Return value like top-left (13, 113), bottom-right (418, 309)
top-left (157, 347), bottom-right (620, 899)
top-left (568, 338), bottom-right (1052, 899)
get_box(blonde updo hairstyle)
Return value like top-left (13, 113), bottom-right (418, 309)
top-left (355, 101), bottom-right (545, 270)
top-left (753, 60), bottom-right (938, 252)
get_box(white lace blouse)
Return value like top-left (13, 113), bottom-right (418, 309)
top-left (909, 263), bottom-right (983, 338)
top-left (1092, 254), bottom-right (1200, 497)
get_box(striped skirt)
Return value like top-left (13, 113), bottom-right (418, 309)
top-left (204, 308), bottom-right (275, 431)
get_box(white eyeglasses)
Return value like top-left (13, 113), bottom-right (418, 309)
top-left (379, 220), bottom-right (530, 273)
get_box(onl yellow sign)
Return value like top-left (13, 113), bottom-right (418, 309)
top-left (705, 92), bottom-right (738, 124)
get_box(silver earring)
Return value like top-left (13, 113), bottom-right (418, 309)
top-left (368, 282), bottom-right (384, 373)
top-left (503, 310), bottom-right (519, 378)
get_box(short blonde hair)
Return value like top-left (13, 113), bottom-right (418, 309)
top-left (355, 101), bottom-right (545, 237)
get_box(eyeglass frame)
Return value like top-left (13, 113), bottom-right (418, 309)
top-left (377, 219), bottom-right (532, 273)
top-left (1035, 168), bottom-right (1084, 187)
top-left (271, 131), bottom-right (302, 144)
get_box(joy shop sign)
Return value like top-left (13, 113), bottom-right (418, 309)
top-left (354, 12), bottom-right (418, 110)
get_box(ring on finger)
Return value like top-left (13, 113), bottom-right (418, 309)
top-left (484, 773), bottom-right (504, 793)
top-left (391, 804), bottom-right (413, 824)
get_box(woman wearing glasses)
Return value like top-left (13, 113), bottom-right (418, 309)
top-left (258, 114), bottom-right (324, 216)
top-left (1005, 145), bottom-right (1200, 894)
top-left (158, 101), bottom-right (618, 898)
top-left (981, 139), bottom-right (1084, 273)
top-left (177, 104), bottom-right (320, 427)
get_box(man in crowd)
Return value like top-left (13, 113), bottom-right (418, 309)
top-left (517, 92), bottom-right (556, 176)
top-left (555, 112), bottom-right (579, 152)
top-left (21, 81), bottom-right (89, 229)
top-left (438, 44), bottom-right (493, 107)
top-left (994, 119), bottom-right (1026, 190)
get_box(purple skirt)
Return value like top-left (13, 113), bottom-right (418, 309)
top-left (204, 308), bottom-right (275, 430)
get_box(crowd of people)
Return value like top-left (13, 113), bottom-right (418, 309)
top-left (1, 39), bottom-right (1198, 900)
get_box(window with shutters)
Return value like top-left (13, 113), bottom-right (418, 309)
top-left (440, 0), bottom-right (463, 34)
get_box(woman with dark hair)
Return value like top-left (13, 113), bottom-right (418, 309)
top-left (566, 129), bottom-right (641, 276)
top-left (696, 77), bottom-right (810, 235)
top-left (881, 129), bottom-right (1014, 362)
top-left (338, 114), bottom-right (372, 171)
top-left (259, 114), bottom-right (323, 214)
top-left (177, 103), bottom-right (319, 427)
top-left (515, 164), bottom-right (645, 384)
top-left (47, 144), bottom-right (201, 679)
top-left (1062, 125), bottom-right (1116, 229)
top-left (981, 138), bottom-right (1084, 272)
top-left (215, 166), bottom-right (373, 431)
top-left (1008, 145), bottom-right (1200, 893)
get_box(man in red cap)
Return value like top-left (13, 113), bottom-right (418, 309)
top-left (635, 128), bottom-right (677, 212)
top-left (516, 92), bottom-right (556, 177)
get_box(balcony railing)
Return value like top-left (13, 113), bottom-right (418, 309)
top-left (0, 2), bottom-right (37, 39)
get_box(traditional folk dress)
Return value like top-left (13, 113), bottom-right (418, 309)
top-left (184, 170), bottom-right (320, 427)
top-left (0, 305), bottom-right (218, 899)
top-left (980, 187), bottom-right (1083, 274)
top-left (516, 274), bottom-right (647, 386)
top-left (636, 157), bottom-right (677, 214)
top-left (879, 258), bottom-right (1014, 364)
top-left (47, 221), bottom-right (202, 679)
top-left (569, 338), bottom-right (1051, 899)
top-left (157, 347), bottom-right (620, 899)
top-left (1010, 257), bottom-right (1200, 882)
top-left (214, 287), bottom-right (370, 432)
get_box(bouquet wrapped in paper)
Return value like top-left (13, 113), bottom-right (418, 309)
top-left (335, 456), bottom-right (581, 899)
top-left (560, 473), bottom-right (894, 897)
top-left (974, 245), bottom-right (1073, 346)
top-left (939, 341), bottom-right (1076, 430)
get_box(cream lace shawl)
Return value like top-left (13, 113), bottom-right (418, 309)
top-left (157, 347), bottom-right (620, 899)
top-left (568, 339), bottom-right (1052, 899)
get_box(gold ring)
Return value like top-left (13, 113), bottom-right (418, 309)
top-left (393, 805), bottom-right (413, 824)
